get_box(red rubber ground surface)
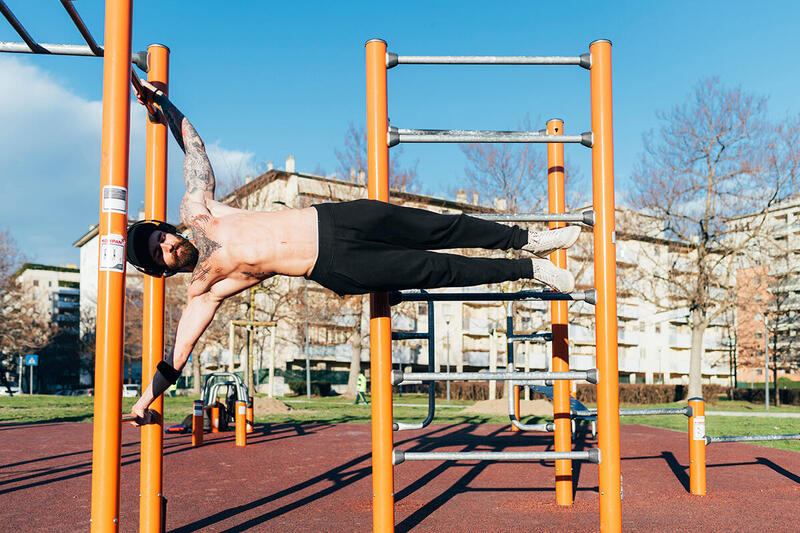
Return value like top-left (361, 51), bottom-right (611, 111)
top-left (1, 421), bottom-right (798, 532)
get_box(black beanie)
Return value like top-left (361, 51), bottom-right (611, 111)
top-left (126, 220), bottom-right (178, 277)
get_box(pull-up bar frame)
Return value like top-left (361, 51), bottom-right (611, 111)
top-left (366, 38), bottom-right (621, 532)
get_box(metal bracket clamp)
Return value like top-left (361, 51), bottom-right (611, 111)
top-left (585, 368), bottom-right (599, 384)
top-left (580, 131), bottom-right (594, 148)
top-left (392, 449), bottom-right (405, 465)
top-left (579, 53), bottom-right (592, 70)
top-left (584, 289), bottom-right (597, 305)
top-left (132, 50), bottom-right (149, 72)
top-left (388, 126), bottom-right (400, 147)
top-left (386, 52), bottom-right (399, 69)
top-left (391, 369), bottom-right (404, 386)
top-left (582, 210), bottom-right (596, 226)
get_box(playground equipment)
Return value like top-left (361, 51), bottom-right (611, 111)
top-left (365, 38), bottom-right (621, 532)
top-left (686, 397), bottom-right (800, 495)
top-left (202, 372), bottom-right (250, 430)
top-left (1, 2), bottom-right (168, 531)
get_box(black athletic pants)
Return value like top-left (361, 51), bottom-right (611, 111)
top-left (308, 200), bottom-right (532, 296)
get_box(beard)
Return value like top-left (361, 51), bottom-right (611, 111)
top-left (172, 237), bottom-right (199, 271)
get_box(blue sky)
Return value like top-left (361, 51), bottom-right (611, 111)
top-left (1, 1), bottom-right (799, 265)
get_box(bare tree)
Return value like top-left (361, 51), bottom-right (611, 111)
top-left (335, 122), bottom-right (420, 192)
top-left (458, 117), bottom-right (586, 213)
top-left (0, 230), bottom-right (53, 381)
top-left (630, 77), bottom-right (798, 398)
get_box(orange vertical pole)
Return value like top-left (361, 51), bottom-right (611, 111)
top-left (211, 403), bottom-right (220, 433)
top-left (688, 398), bottom-right (707, 495)
top-left (90, 1), bottom-right (133, 531)
top-left (366, 38), bottom-right (394, 533)
top-left (547, 118), bottom-right (573, 506)
top-left (512, 385), bottom-right (521, 432)
top-left (246, 396), bottom-right (254, 434)
top-left (235, 401), bottom-right (247, 447)
top-left (590, 39), bottom-right (622, 533)
top-left (192, 400), bottom-right (204, 447)
top-left (140, 43), bottom-right (170, 533)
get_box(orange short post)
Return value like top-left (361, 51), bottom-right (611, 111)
top-left (590, 39), bottom-right (622, 533)
top-left (235, 401), bottom-right (247, 447)
top-left (210, 403), bottom-right (220, 434)
top-left (366, 38), bottom-right (395, 533)
top-left (548, 118), bottom-right (573, 506)
top-left (688, 397), bottom-right (707, 495)
top-left (246, 396), bottom-right (254, 434)
top-left (89, 1), bottom-right (133, 531)
top-left (191, 400), bottom-right (204, 447)
top-left (511, 385), bottom-right (521, 432)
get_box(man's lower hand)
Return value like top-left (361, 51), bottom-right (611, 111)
top-left (130, 402), bottom-right (161, 427)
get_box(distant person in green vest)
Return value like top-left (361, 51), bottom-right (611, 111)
top-left (355, 372), bottom-right (369, 405)
top-left (168, 382), bottom-right (178, 397)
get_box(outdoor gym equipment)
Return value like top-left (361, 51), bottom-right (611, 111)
top-left (365, 38), bottom-right (620, 532)
top-left (686, 397), bottom-right (800, 496)
top-left (0, 2), bottom-right (168, 531)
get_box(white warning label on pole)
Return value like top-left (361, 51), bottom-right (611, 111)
top-left (101, 186), bottom-right (128, 214)
top-left (99, 234), bottom-right (126, 272)
top-left (693, 416), bottom-right (706, 440)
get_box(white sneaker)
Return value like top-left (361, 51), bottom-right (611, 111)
top-left (530, 258), bottom-right (575, 293)
top-left (522, 226), bottom-right (581, 257)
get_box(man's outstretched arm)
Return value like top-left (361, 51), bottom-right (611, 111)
top-left (130, 292), bottom-right (222, 424)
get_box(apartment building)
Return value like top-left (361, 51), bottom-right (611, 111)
top-left (73, 161), bottom-right (733, 393)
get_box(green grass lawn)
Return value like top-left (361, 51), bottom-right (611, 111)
top-left (2, 393), bottom-right (798, 452)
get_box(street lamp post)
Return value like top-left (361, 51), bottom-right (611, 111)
top-left (764, 313), bottom-right (769, 410)
top-left (444, 310), bottom-right (452, 402)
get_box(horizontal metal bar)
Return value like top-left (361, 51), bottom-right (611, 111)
top-left (0, 41), bottom-right (101, 56)
top-left (572, 407), bottom-right (691, 418)
top-left (393, 369), bottom-right (598, 385)
top-left (392, 289), bottom-right (596, 305)
top-left (60, 0), bottom-right (103, 56)
top-left (507, 381), bottom-right (554, 432)
top-left (387, 52), bottom-right (591, 70)
top-left (389, 127), bottom-right (592, 147)
top-left (706, 433), bottom-right (800, 445)
top-left (0, 1), bottom-right (44, 52)
top-left (473, 210), bottom-right (595, 226)
top-left (393, 448), bottom-right (600, 465)
top-left (392, 331), bottom-right (430, 341)
top-left (508, 333), bottom-right (553, 341)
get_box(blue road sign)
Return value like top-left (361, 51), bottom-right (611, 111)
top-left (25, 355), bottom-right (39, 366)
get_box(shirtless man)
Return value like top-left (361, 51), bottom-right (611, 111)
top-left (128, 84), bottom-right (580, 424)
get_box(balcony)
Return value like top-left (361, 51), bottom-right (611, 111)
top-left (462, 317), bottom-right (493, 336)
top-left (668, 332), bottom-right (691, 349)
top-left (618, 329), bottom-right (639, 345)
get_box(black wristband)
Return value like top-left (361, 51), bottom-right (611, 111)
top-left (156, 361), bottom-right (181, 384)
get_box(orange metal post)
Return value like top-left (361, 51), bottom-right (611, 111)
top-left (511, 384), bottom-right (521, 432)
top-left (366, 38), bottom-right (394, 533)
top-left (246, 396), bottom-right (254, 434)
top-left (235, 401), bottom-right (247, 447)
top-left (547, 118), bottom-right (573, 506)
top-left (688, 398), bottom-right (707, 495)
top-left (140, 43), bottom-right (170, 533)
top-left (211, 403), bottom-right (220, 434)
top-left (590, 39), bottom-right (622, 533)
top-left (192, 400), bottom-right (204, 447)
top-left (90, 1), bottom-right (133, 531)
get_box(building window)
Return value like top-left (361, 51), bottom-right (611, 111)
top-left (33, 280), bottom-right (39, 287)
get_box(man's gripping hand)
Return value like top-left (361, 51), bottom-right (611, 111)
top-left (129, 400), bottom-right (161, 427)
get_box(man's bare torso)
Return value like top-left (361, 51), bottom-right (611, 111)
top-left (187, 200), bottom-right (318, 297)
